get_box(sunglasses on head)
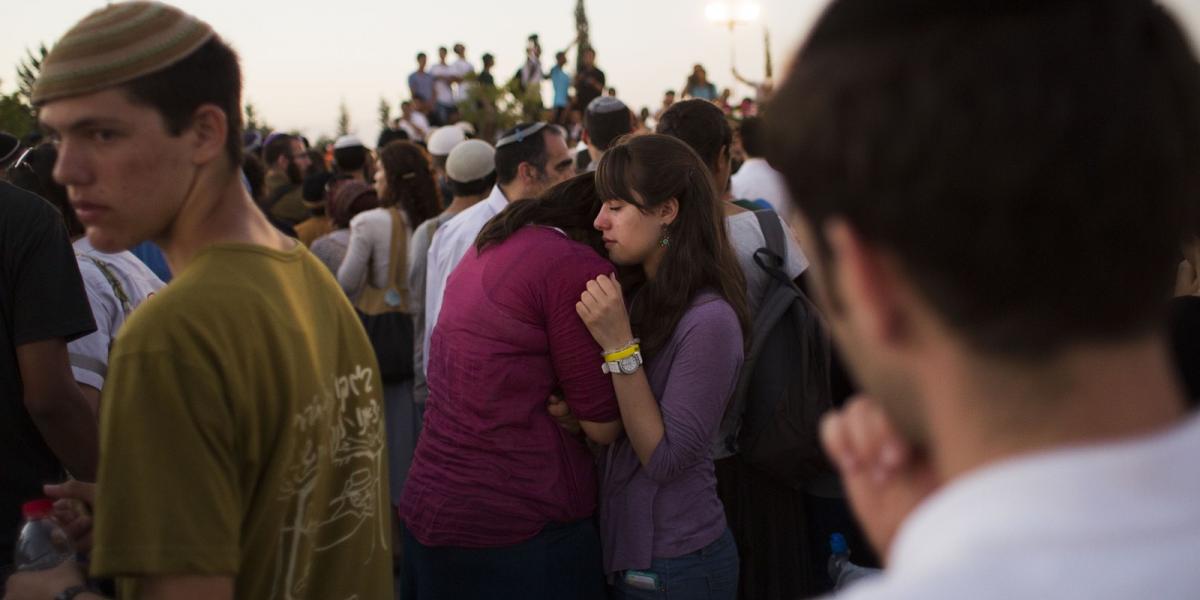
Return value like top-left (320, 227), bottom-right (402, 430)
top-left (10, 147), bottom-right (35, 173)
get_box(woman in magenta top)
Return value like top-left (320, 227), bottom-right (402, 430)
top-left (398, 173), bottom-right (621, 599)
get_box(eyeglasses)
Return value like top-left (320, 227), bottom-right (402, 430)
top-left (496, 122), bottom-right (548, 148)
top-left (10, 147), bottom-right (34, 172)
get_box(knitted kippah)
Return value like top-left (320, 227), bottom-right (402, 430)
top-left (32, 1), bottom-right (214, 105)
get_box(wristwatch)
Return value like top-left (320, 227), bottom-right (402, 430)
top-left (602, 350), bottom-right (643, 375)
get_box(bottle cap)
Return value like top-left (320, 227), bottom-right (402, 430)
top-left (830, 532), bottom-right (849, 555)
top-left (21, 498), bottom-right (54, 520)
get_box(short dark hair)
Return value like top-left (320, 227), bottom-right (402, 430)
top-left (450, 170), bottom-right (498, 197)
top-left (477, 172), bottom-right (603, 255)
top-left (556, 51), bottom-right (567, 61)
top-left (655, 99), bottom-right (731, 170)
top-left (417, 52), bottom-right (426, 60)
top-left (438, 46), bottom-right (447, 53)
top-left (377, 128), bottom-right (410, 148)
top-left (122, 36), bottom-right (243, 169)
top-left (765, 0), bottom-right (1200, 357)
top-left (494, 123), bottom-right (564, 185)
top-left (585, 106), bottom-right (634, 152)
top-left (241, 154), bottom-right (266, 203)
top-left (8, 144), bottom-right (82, 237)
top-left (738, 117), bottom-right (765, 157)
top-left (334, 145), bottom-right (368, 173)
top-left (263, 134), bottom-right (295, 166)
top-left (482, 53), bottom-right (494, 63)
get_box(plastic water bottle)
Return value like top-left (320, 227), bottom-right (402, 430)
top-left (13, 498), bottom-right (74, 571)
top-left (828, 532), bottom-right (880, 591)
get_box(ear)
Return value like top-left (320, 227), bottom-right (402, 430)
top-left (657, 197), bottom-right (680, 226)
top-left (517, 161), bottom-right (538, 183)
top-left (188, 104), bottom-right (228, 167)
top-left (824, 219), bottom-right (907, 348)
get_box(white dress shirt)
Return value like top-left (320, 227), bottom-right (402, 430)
top-left (836, 413), bottom-right (1200, 600)
top-left (422, 185), bottom-right (509, 373)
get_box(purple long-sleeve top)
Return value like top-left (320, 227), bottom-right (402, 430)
top-left (600, 291), bottom-right (744, 574)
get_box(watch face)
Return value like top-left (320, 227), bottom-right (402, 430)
top-left (618, 355), bottom-right (640, 374)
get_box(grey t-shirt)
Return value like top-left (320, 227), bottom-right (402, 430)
top-left (725, 210), bottom-right (809, 315)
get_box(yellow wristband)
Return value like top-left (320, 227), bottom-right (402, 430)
top-left (604, 343), bottom-right (640, 363)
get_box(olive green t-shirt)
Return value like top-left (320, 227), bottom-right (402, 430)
top-left (90, 242), bottom-right (392, 600)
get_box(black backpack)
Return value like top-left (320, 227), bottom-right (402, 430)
top-left (720, 210), bottom-right (835, 490)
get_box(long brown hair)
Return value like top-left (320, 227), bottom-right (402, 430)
top-left (596, 133), bottom-right (750, 357)
top-left (475, 172), bottom-right (605, 255)
top-left (378, 140), bottom-right (441, 226)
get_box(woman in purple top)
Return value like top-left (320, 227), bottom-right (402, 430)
top-left (398, 173), bottom-right (622, 600)
top-left (576, 134), bottom-right (750, 599)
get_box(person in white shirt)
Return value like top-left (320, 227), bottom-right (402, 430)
top-left (397, 100), bottom-right (431, 142)
top-left (422, 122), bottom-right (575, 373)
top-left (731, 116), bottom-right (794, 222)
top-left (69, 238), bottom-right (164, 412)
top-left (450, 43), bottom-right (474, 104)
top-left (765, 0), bottom-right (1200, 598)
top-left (429, 46), bottom-right (458, 125)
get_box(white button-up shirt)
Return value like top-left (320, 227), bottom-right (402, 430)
top-left (835, 413), bottom-right (1200, 599)
top-left (422, 184), bottom-right (509, 373)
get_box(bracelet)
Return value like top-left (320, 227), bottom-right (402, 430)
top-left (602, 339), bottom-right (640, 362)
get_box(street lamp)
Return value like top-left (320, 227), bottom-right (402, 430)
top-left (705, 1), bottom-right (760, 32)
top-left (706, 1), bottom-right (760, 93)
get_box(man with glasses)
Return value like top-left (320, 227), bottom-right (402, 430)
top-left (0, 174), bottom-right (98, 588)
top-left (422, 122), bottom-right (574, 374)
top-left (262, 133), bottom-right (312, 225)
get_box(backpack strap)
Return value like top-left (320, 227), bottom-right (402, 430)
top-left (754, 209), bottom-right (785, 259)
top-left (751, 209), bottom-right (797, 286)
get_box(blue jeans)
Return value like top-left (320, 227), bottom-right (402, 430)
top-left (611, 528), bottom-right (739, 599)
top-left (402, 519), bottom-right (606, 600)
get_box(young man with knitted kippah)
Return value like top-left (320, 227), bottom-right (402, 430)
top-left (5, 3), bottom-right (393, 599)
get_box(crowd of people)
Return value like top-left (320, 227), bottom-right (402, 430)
top-left (2, 0), bottom-right (1200, 599)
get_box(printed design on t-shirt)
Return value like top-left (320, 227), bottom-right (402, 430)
top-left (271, 364), bottom-right (387, 600)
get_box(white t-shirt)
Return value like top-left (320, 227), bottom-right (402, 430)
top-left (429, 63), bottom-right (456, 106)
top-left (68, 238), bottom-right (165, 390)
top-left (732, 157), bottom-right (795, 221)
top-left (725, 210), bottom-right (809, 315)
top-left (836, 414), bottom-right (1200, 600)
top-left (399, 111), bottom-right (430, 142)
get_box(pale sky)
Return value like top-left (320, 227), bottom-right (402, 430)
top-left (4, 0), bottom-right (1200, 146)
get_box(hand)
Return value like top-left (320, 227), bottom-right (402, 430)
top-left (45, 480), bottom-right (96, 554)
top-left (546, 394), bottom-right (581, 436)
top-left (576, 274), bottom-right (634, 352)
top-left (820, 396), bottom-right (939, 562)
top-left (3, 559), bottom-right (86, 600)
top-left (1176, 259), bottom-right (1198, 297)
